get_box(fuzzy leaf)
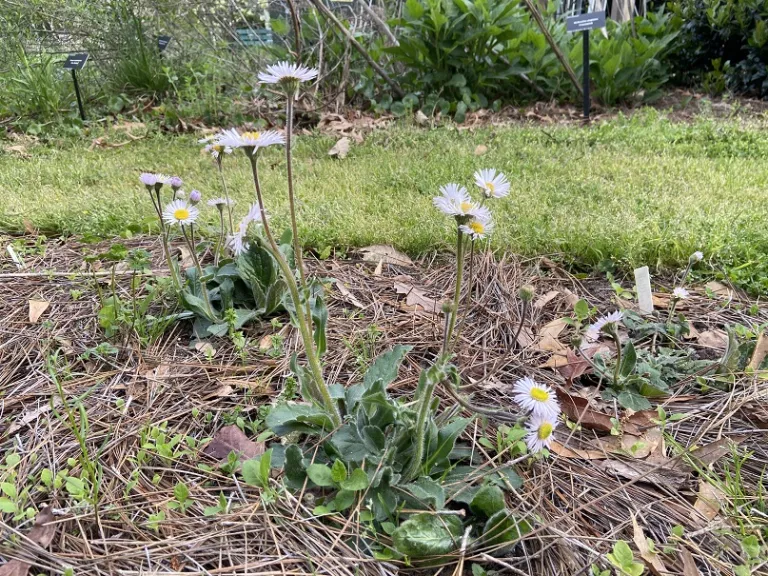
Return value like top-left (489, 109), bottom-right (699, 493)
top-left (617, 390), bottom-right (652, 411)
top-left (470, 485), bottom-right (506, 518)
top-left (306, 464), bottom-right (335, 487)
top-left (331, 459), bottom-right (348, 484)
top-left (392, 513), bottom-right (462, 558)
top-left (283, 444), bottom-right (307, 489)
top-left (363, 345), bottom-right (412, 390)
top-left (424, 417), bottom-right (471, 471)
top-left (333, 488), bottom-right (356, 511)
top-left (266, 403), bottom-right (335, 435)
top-left (620, 340), bottom-right (638, 377)
top-left (402, 477), bottom-right (445, 509)
top-left (482, 509), bottom-right (531, 547)
top-left (340, 468), bottom-right (369, 491)
top-left (329, 424), bottom-right (371, 463)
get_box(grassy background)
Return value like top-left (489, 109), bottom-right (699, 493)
top-left (3, 111), bottom-right (768, 288)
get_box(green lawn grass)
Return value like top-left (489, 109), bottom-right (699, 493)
top-left (3, 110), bottom-right (768, 290)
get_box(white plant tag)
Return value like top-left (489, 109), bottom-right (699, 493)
top-left (634, 266), bottom-right (653, 315)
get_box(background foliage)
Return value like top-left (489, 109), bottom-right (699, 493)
top-left (0, 0), bottom-right (765, 132)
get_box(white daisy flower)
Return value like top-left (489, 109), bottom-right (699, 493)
top-left (585, 310), bottom-right (624, 341)
top-left (459, 213), bottom-right (494, 240)
top-left (433, 184), bottom-right (487, 219)
top-left (245, 203), bottom-right (264, 223)
top-left (215, 128), bottom-right (285, 154)
top-left (162, 199), bottom-right (199, 227)
top-left (139, 172), bottom-right (159, 187)
top-left (525, 414), bottom-right (558, 454)
top-left (207, 197), bottom-right (234, 208)
top-left (690, 251), bottom-right (703, 262)
top-left (227, 230), bottom-right (249, 256)
top-left (513, 377), bottom-right (560, 419)
top-left (204, 143), bottom-right (233, 159)
top-left (672, 287), bottom-right (689, 299)
top-left (474, 169), bottom-right (510, 199)
top-left (258, 61), bottom-right (318, 85)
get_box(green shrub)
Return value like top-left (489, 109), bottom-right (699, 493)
top-left (668, 0), bottom-right (768, 98)
top-left (1, 48), bottom-right (73, 121)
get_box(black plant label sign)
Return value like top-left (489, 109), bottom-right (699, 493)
top-left (158, 36), bottom-right (171, 52)
top-left (566, 11), bottom-right (606, 33)
top-left (63, 53), bottom-right (89, 70)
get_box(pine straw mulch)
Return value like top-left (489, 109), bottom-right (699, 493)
top-left (0, 235), bottom-right (767, 575)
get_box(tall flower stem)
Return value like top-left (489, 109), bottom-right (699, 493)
top-left (181, 224), bottom-right (216, 320)
top-left (249, 155), bottom-right (341, 426)
top-left (443, 226), bottom-right (465, 353)
top-left (285, 96), bottom-right (307, 290)
top-left (217, 162), bottom-right (235, 233)
top-left (148, 188), bottom-right (181, 292)
top-left (214, 209), bottom-right (225, 267)
top-left (609, 328), bottom-right (622, 388)
top-left (513, 300), bottom-right (529, 349)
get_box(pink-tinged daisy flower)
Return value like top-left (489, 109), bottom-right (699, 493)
top-left (525, 414), bottom-right (558, 454)
top-left (513, 377), bottom-right (560, 419)
top-left (585, 311), bottom-right (624, 341)
top-left (215, 128), bottom-right (285, 155)
top-left (459, 212), bottom-right (494, 240)
top-left (258, 61), bottom-right (318, 85)
top-left (207, 197), bottom-right (234, 208)
top-left (672, 287), bottom-right (689, 299)
top-left (474, 169), bottom-right (510, 199)
top-left (139, 173), bottom-right (159, 188)
top-left (162, 200), bottom-right (199, 227)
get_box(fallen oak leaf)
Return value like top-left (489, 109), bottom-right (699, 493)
top-left (632, 515), bottom-right (667, 576)
top-left (555, 388), bottom-right (614, 432)
top-left (549, 441), bottom-right (607, 460)
top-left (29, 300), bottom-right (50, 323)
top-left (597, 458), bottom-right (689, 489)
top-left (360, 245), bottom-right (414, 267)
top-left (393, 280), bottom-right (445, 315)
top-left (533, 290), bottom-right (560, 309)
top-left (691, 480), bottom-right (725, 523)
top-left (697, 329), bottom-right (727, 351)
top-left (535, 317), bottom-right (568, 353)
top-left (203, 425), bottom-right (265, 461)
top-left (0, 507), bottom-right (59, 576)
top-left (334, 281), bottom-right (365, 309)
top-left (328, 136), bottom-right (351, 159)
top-left (678, 435), bottom-right (747, 470)
top-left (679, 546), bottom-right (701, 576)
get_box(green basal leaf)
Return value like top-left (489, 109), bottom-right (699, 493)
top-left (283, 444), bottom-right (306, 489)
top-left (310, 283), bottom-right (328, 356)
top-left (181, 291), bottom-right (216, 322)
top-left (361, 425), bottom-right (386, 455)
top-left (329, 424), bottom-right (371, 463)
top-left (340, 468), bottom-right (369, 491)
top-left (363, 345), bottom-right (413, 390)
top-left (265, 403), bottom-right (335, 435)
top-left (482, 509), bottom-right (531, 547)
top-left (401, 477), bottom-right (445, 510)
top-left (617, 389), bottom-right (652, 411)
top-left (333, 488), bottom-right (356, 511)
top-left (392, 513), bottom-right (462, 558)
top-left (331, 459), bottom-right (348, 484)
top-left (620, 340), bottom-right (638, 378)
top-left (470, 484), bottom-right (506, 518)
top-left (423, 417), bottom-right (472, 472)
top-left (306, 464), bottom-right (335, 487)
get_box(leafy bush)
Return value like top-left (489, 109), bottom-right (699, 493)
top-left (669, 0), bottom-right (768, 98)
top-left (1, 48), bottom-right (73, 121)
top-left (572, 11), bottom-right (679, 105)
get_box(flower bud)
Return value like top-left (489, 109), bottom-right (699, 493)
top-left (189, 189), bottom-right (202, 204)
top-left (519, 284), bottom-right (535, 303)
top-left (168, 176), bottom-right (183, 190)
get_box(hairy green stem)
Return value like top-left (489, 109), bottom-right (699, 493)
top-left (149, 187), bottom-right (182, 292)
top-left (217, 161), bottom-right (235, 234)
top-left (610, 328), bottom-right (622, 388)
top-left (444, 226), bottom-right (465, 353)
top-left (285, 97), bottom-right (314, 330)
top-left (512, 300), bottom-right (529, 349)
top-left (214, 209), bottom-right (225, 267)
top-left (249, 155), bottom-right (341, 426)
top-left (181, 224), bottom-right (216, 320)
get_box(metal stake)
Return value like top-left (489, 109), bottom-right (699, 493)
top-left (71, 69), bottom-right (86, 121)
top-left (583, 29), bottom-right (590, 120)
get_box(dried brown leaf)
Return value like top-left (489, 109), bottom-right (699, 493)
top-left (203, 425), bottom-right (265, 460)
top-left (535, 317), bottom-right (568, 352)
top-left (27, 506), bottom-right (57, 547)
top-left (748, 330), bottom-right (768, 370)
top-left (549, 442), bottom-right (607, 460)
top-left (335, 281), bottom-right (365, 309)
top-left (683, 436), bottom-right (746, 469)
top-left (177, 245), bottom-right (195, 270)
top-left (194, 341), bottom-right (216, 356)
top-left (393, 280), bottom-right (444, 315)
top-left (555, 388), bottom-right (614, 432)
top-left (597, 459), bottom-right (689, 489)
top-left (360, 245), bottom-right (414, 266)
top-left (328, 136), bottom-right (351, 159)
top-left (474, 144), bottom-right (488, 156)
top-left (0, 561), bottom-right (29, 576)
top-left (28, 300), bottom-right (50, 324)
top-left (691, 480), bottom-right (724, 522)
top-left (533, 290), bottom-right (560, 309)
top-left (697, 329), bottom-right (727, 350)
top-left (679, 547), bottom-right (701, 576)
top-left (705, 281), bottom-right (732, 299)
top-left (632, 515), bottom-right (667, 575)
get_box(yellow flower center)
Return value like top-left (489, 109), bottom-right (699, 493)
top-left (486, 182), bottom-right (495, 192)
top-left (469, 221), bottom-right (485, 235)
top-left (530, 387), bottom-right (549, 402)
top-left (173, 208), bottom-right (190, 221)
top-left (213, 144), bottom-right (225, 152)
top-left (460, 201), bottom-right (474, 213)
top-left (241, 131), bottom-right (261, 141)
top-left (537, 423), bottom-right (553, 440)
